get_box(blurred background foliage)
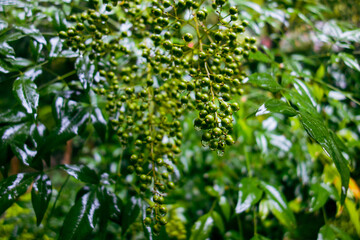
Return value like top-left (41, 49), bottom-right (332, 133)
top-left (0, 0), bottom-right (359, 239)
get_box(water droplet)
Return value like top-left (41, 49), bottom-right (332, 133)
top-left (201, 140), bottom-right (209, 147)
top-left (217, 150), bottom-right (224, 156)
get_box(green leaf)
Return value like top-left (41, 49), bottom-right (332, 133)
top-left (309, 183), bottom-right (331, 212)
top-left (13, 75), bottom-right (39, 116)
top-left (0, 19), bottom-right (8, 31)
top-left (15, 25), bottom-right (46, 45)
top-left (299, 111), bottom-right (350, 204)
top-left (317, 224), bottom-right (353, 240)
top-left (245, 73), bottom-right (282, 92)
top-left (0, 108), bottom-right (28, 124)
top-left (0, 42), bottom-right (15, 58)
top-left (211, 211), bottom-right (225, 234)
top-left (121, 196), bottom-right (141, 235)
top-left (75, 55), bottom-right (96, 90)
top-left (35, 101), bottom-right (90, 160)
top-left (338, 52), bottom-right (360, 72)
top-left (219, 196), bottom-right (231, 222)
top-left (60, 164), bottom-right (100, 184)
top-left (31, 173), bottom-right (52, 225)
top-left (189, 213), bottom-right (214, 240)
top-left (91, 107), bottom-right (107, 141)
top-left (59, 190), bottom-right (101, 240)
top-left (253, 99), bottom-right (298, 117)
top-left (249, 51), bottom-right (272, 63)
top-left (0, 173), bottom-right (36, 215)
top-left (284, 89), bottom-right (318, 116)
top-left (0, 58), bottom-right (14, 73)
top-left (345, 199), bottom-right (360, 237)
top-left (259, 181), bottom-right (296, 229)
top-left (235, 178), bottom-right (263, 214)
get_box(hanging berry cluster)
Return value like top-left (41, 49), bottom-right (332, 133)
top-left (58, 0), bottom-right (257, 234)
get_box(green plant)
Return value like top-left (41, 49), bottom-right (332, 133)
top-left (0, 0), bottom-right (359, 239)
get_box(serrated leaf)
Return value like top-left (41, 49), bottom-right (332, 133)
top-left (31, 173), bottom-right (52, 225)
top-left (259, 181), bottom-right (296, 229)
top-left (236, 178), bottom-right (263, 214)
top-left (59, 190), bottom-right (101, 240)
top-left (249, 51), bottom-right (272, 63)
top-left (60, 164), bottom-right (100, 184)
top-left (299, 111), bottom-right (349, 204)
top-left (121, 196), bottom-right (141, 235)
top-left (0, 173), bottom-right (36, 215)
top-left (309, 183), bottom-right (331, 212)
top-left (219, 196), bottom-right (231, 222)
top-left (190, 213), bottom-right (214, 240)
top-left (245, 73), bottom-right (282, 92)
top-left (13, 75), bottom-right (39, 116)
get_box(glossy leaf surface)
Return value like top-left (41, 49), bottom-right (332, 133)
top-left (245, 73), bottom-right (282, 92)
top-left (59, 190), bottom-right (101, 240)
top-left (60, 164), bottom-right (99, 184)
top-left (259, 181), bottom-right (296, 229)
top-left (31, 173), bottom-right (52, 225)
top-left (300, 111), bottom-right (349, 203)
top-left (0, 173), bottom-right (36, 215)
top-left (189, 213), bottom-right (214, 240)
top-left (235, 178), bottom-right (263, 214)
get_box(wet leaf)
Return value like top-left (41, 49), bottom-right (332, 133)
top-left (260, 181), bottom-right (296, 229)
top-left (299, 111), bottom-right (350, 204)
top-left (75, 55), bottom-right (96, 90)
top-left (0, 19), bottom-right (8, 31)
top-left (236, 178), bottom-right (263, 214)
top-left (249, 51), bottom-right (272, 63)
top-left (59, 190), bottom-right (101, 240)
top-left (13, 75), bottom-right (39, 117)
top-left (219, 196), bottom-right (231, 222)
top-left (338, 53), bottom-right (360, 72)
top-left (211, 211), bottom-right (225, 234)
top-left (0, 173), bottom-right (36, 215)
top-left (253, 99), bottom-right (298, 117)
top-left (121, 196), bottom-right (141, 235)
top-left (0, 108), bottom-right (28, 124)
top-left (245, 73), bottom-right (282, 92)
top-left (31, 173), bottom-right (52, 225)
top-left (190, 213), bottom-right (214, 240)
top-left (91, 107), bottom-right (107, 141)
top-left (317, 224), bottom-right (353, 240)
top-left (60, 164), bottom-right (100, 184)
top-left (309, 183), bottom-right (331, 212)
top-left (0, 42), bottom-right (15, 58)
top-left (15, 25), bottom-right (46, 45)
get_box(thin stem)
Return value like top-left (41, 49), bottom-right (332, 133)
top-left (38, 70), bottom-right (76, 90)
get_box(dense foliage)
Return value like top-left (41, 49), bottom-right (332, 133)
top-left (0, 0), bottom-right (359, 239)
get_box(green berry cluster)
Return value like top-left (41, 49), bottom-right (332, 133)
top-left (59, 0), bottom-right (257, 233)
